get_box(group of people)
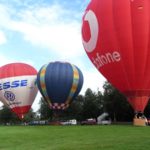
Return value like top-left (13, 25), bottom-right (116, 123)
top-left (134, 112), bottom-right (148, 125)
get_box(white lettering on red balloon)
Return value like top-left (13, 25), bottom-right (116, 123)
top-left (92, 51), bottom-right (121, 69)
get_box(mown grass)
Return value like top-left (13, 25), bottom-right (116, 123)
top-left (0, 125), bottom-right (150, 150)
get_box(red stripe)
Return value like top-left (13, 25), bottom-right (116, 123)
top-left (0, 63), bottom-right (37, 78)
top-left (11, 105), bottom-right (31, 119)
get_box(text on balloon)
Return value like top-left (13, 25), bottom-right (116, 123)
top-left (0, 80), bottom-right (28, 90)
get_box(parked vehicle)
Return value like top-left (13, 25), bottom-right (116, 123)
top-left (81, 118), bottom-right (97, 125)
top-left (28, 120), bottom-right (48, 125)
top-left (61, 119), bottom-right (77, 125)
top-left (97, 112), bottom-right (111, 125)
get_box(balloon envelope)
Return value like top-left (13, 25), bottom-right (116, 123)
top-left (0, 63), bottom-right (38, 119)
top-left (82, 0), bottom-right (150, 112)
top-left (37, 61), bottom-right (84, 110)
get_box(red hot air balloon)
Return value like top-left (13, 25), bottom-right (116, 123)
top-left (82, 0), bottom-right (150, 114)
top-left (0, 63), bottom-right (38, 119)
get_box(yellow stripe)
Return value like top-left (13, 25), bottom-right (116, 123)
top-left (65, 64), bottom-right (79, 104)
top-left (39, 64), bottom-right (52, 107)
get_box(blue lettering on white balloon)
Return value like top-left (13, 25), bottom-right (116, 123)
top-left (0, 80), bottom-right (28, 90)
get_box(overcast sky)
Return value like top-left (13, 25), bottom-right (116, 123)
top-left (0, 0), bottom-right (106, 111)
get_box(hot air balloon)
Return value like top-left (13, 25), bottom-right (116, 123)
top-left (0, 63), bottom-right (38, 119)
top-left (36, 61), bottom-right (83, 111)
top-left (81, 0), bottom-right (150, 116)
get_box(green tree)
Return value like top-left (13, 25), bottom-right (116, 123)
top-left (63, 94), bottom-right (84, 121)
top-left (0, 105), bottom-right (20, 124)
top-left (103, 81), bottom-right (134, 121)
top-left (0, 105), bottom-right (37, 124)
top-left (81, 88), bottom-right (103, 120)
top-left (23, 108), bottom-right (36, 122)
top-left (38, 98), bottom-right (53, 120)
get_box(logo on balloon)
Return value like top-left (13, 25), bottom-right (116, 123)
top-left (82, 10), bottom-right (99, 53)
top-left (82, 9), bottom-right (121, 69)
top-left (4, 91), bottom-right (15, 101)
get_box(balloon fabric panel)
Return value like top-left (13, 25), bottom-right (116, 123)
top-left (71, 66), bottom-right (84, 100)
top-left (38, 64), bottom-right (52, 108)
top-left (45, 63), bottom-right (73, 103)
top-left (0, 63), bottom-right (37, 78)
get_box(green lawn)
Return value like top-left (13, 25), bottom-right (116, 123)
top-left (0, 125), bottom-right (150, 150)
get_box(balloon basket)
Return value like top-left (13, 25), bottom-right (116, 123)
top-left (133, 113), bottom-right (148, 126)
top-left (133, 118), bottom-right (147, 126)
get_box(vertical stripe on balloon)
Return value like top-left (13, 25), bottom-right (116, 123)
top-left (39, 64), bottom-right (52, 107)
top-left (65, 64), bottom-right (79, 105)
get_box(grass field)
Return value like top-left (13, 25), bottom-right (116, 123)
top-left (0, 125), bottom-right (150, 150)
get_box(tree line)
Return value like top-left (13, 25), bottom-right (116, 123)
top-left (1, 81), bottom-right (150, 124)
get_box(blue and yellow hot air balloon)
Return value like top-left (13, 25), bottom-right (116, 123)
top-left (37, 61), bottom-right (83, 110)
